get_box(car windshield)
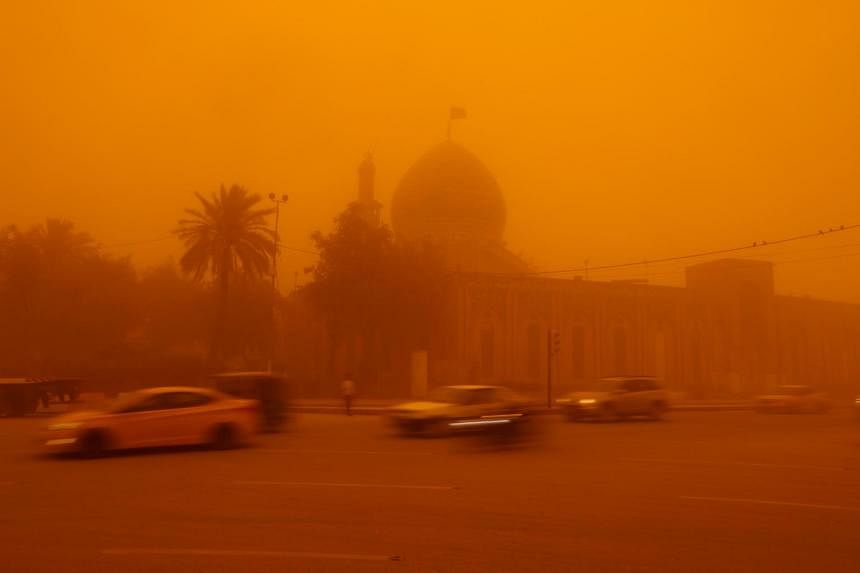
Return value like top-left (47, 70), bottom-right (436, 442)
top-left (580, 379), bottom-right (622, 392)
top-left (776, 386), bottom-right (809, 396)
top-left (427, 387), bottom-right (470, 405)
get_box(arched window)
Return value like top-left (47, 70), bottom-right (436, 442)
top-left (613, 327), bottom-right (628, 375)
top-left (527, 323), bottom-right (542, 379)
top-left (572, 324), bottom-right (587, 380)
top-left (480, 327), bottom-right (494, 378)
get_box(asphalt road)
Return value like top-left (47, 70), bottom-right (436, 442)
top-left (2, 410), bottom-right (859, 572)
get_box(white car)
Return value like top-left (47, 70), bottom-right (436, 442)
top-left (388, 385), bottom-right (530, 436)
top-left (558, 377), bottom-right (670, 422)
top-left (42, 386), bottom-right (259, 457)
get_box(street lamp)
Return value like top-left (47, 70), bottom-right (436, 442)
top-left (268, 193), bottom-right (288, 372)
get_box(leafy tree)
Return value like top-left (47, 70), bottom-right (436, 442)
top-left (304, 203), bottom-right (446, 394)
top-left (174, 185), bottom-right (275, 365)
top-left (0, 220), bottom-right (137, 377)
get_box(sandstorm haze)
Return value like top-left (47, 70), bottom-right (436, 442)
top-left (3, 0), bottom-right (859, 300)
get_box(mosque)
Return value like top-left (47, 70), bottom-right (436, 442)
top-left (298, 140), bottom-right (860, 400)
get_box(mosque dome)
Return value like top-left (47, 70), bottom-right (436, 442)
top-left (391, 141), bottom-right (506, 245)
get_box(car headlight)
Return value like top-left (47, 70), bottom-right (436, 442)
top-left (579, 399), bottom-right (597, 405)
top-left (47, 422), bottom-right (83, 431)
top-left (556, 398), bottom-right (571, 404)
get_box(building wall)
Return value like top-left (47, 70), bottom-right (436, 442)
top-left (433, 263), bottom-right (860, 400)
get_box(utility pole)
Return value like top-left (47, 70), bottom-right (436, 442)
top-left (268, 193), bottom-right (288, 372)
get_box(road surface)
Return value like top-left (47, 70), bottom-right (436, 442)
top-left (2, 410), bottom-right (859, 572)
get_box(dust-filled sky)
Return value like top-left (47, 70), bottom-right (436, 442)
top-left (3, 1), bottom-right (859, 301)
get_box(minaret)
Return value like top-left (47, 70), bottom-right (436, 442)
top-left (356, 152), bottom-right (381, 226)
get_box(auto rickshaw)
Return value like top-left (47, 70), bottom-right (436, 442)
top-left (0, 378), bottom-right (48, 417)
top-left (210, 372), bottom-right (289, 432)
top-left (0, 377), bottom-right (85, 417)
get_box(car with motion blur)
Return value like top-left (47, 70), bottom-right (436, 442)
top-left (211, 371), bottom-right (290, 432)
top-left (557, 377), bottom-right (669, 422)
top-left (42, 386), bottom-right (259, 457)
top-left (387, 385), bottom-right (531, 437)
top-left (754, 385), bottom-right (830, 414)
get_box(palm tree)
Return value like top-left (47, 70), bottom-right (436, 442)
top-left (174, 185), bottom-right (275, 364)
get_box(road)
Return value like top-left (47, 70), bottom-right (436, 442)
top-left (2, 410), bottom-right (859, 572)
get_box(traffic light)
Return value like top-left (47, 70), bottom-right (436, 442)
top-left (551, 329), bottom-right (561, 355)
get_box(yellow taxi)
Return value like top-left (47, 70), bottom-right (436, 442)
top-left (42, 386), bottom-right (259, 457)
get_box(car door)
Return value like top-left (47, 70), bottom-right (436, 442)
top-left (162, 391), bottom-right (218, 444)
top-left (617, 379), bottom-right (641, 415)
top-left (458, 388), bottom-right (495, 420)
top-left (112, 393), bottom-right (177, 448)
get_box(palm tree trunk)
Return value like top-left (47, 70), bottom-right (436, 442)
top-left (209, 265), bottom-right (231, 370)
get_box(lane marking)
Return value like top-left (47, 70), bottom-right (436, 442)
top-left (259, 449), bottom-right (432, 456)
top-left (236, 480), bottom-right (458, 491)
top-left (681, 495), bottom-right (860, 512)
top-left (625, 458), bottom-right (844, 471)
top-left (101, 548), bottom-right (399, 561)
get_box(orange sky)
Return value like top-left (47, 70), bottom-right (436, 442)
top-left (3, 1), bottom-right (859, 301)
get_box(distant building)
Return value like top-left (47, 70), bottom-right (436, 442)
top-left (294, 141), bottom-right (860, 399)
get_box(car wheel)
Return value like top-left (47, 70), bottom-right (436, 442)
top-left (79, 430), bottom-right (108, 458)
top-left (650, 401), bottom-right (666, 421)
top-left (423, 418), bottom-right (449, 438)
top-left (211, 424), bottom-right (237, 450)
top-left (0, 395), bottom-right (11, 418)
top-left (601, 403), bottom-right (617, 423)
top-left (565, 409), bottom-right (580, 423)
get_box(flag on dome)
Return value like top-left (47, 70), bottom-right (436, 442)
top-left (450, 106), bottom-right (467, 120)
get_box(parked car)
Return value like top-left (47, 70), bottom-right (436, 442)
top-left (387, 385), bottom-right (531, 437)
top-left (210, 372), bottom-right (289, 432)
top-left (42, 386), bottom-right (259, 457)
top-left (557, 377), bottom-right (669, 422)
top-left (754, 385), bottom-right (830, 414)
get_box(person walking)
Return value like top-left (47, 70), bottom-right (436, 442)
top-left (341, 374), bottom-right (355, 416)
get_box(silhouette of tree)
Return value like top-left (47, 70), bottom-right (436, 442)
top-left (0, 220), bottom-right (137, 378)
top-left (304, 203), bottom-right (446, 393)
top-left (174, 185), bottom-right (275, 365)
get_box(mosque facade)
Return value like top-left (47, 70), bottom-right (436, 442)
top-left (298, 141), bottom-right (860, 400)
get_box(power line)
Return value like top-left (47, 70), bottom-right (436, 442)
top-left (531, 224), bottom-right (860, 276)
top-left (100, 235), bottom-right (320, 256)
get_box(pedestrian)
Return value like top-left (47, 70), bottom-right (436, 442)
top-left (341, 374), bottom-right (355, 416)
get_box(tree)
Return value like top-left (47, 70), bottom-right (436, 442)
top-left (174, 185), bottom-right (275, 366)
top-left (304, 203), bottom-right (446, 394)
top-left (0, 220), bottom-right (137, 377)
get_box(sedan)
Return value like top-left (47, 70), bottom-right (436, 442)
top-left (388, 385), bottom-right (530, 437)
top-left (42, 386), bottom-right (259, 457)
top-left (557, 377), bottom-right (669, 422)
top-left (754, 385), bottom-right (830, 414)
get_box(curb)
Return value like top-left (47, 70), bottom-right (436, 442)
top-left (290, 404), bottom-right (754, 416)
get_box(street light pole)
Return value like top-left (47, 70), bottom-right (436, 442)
top-left (268, 193), bottom-right (288, 372)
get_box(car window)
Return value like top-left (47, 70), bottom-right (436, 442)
top-left (621, 379), bottom-right (640, 393)
top-left (639, 379), bottom-right (658, 391)
top-left (466, 389), bottom-right (495, 404)
top-left (162, 392), bottom-right (213, 409)
top-left (494, 388), bottom-right (514, 402)
top-left (120, 394), bottom-right (169, 413)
